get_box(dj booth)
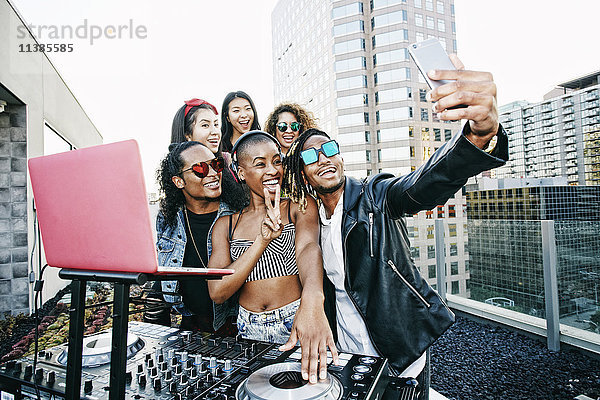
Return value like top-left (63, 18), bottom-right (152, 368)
top-left (0, 270), bottom-right (420, 400)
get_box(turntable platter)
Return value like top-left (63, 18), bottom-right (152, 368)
top-left (236, 362), bottom-right (343, 400)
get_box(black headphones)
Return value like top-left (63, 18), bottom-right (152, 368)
top-left (230, 130), bottom-right (282, 182)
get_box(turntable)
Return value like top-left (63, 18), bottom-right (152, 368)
top-left (236, 362), bottom-right (343, 400)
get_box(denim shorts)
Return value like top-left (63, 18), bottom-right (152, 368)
top-left (237, 299), bottom-right (300, 344)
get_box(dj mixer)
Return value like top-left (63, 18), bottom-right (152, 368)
top-left (0, 321), bottom-right (393, 400)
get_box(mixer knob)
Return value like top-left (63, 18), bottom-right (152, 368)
top-left (153, 377), bottom-right (162, 391)
top-left (155, 347), bottom-right (163, 359)
top-left (125, 371), bottom-right (132, 384)
top-left (180, 374), bottom-right (188, 385)
top-left (157, 354), bottom-right (165, 364)
top-left (243, 348), bottom-right (252, 358)
top-left (145, 353), bottom-right (152, 362)
top-left (174, 364), bottom-right (183, 375)
top-left (197, 361), bottom-right (206, 374)
top-left (45, 351), bottom-right (52, 360)
top-left (223, 359), bottom-right (233, 374)
top-left (149, 366), bottom-right (158, 378)
top-left (205, 391), bottom-right (220, 400)
top-left (181, 351), bottom-right (189, 362)
top-left (137, 373), bottom-right (146, 387)
top-left (46, 371), bottom-right (56, 385)
top-left (181, 330), bottom-right (192, 341)
top-left (24, 365), bottom-right (33, 378)
top-left (185, 385), bottom-right (194, 397)
top-left (34, 367), bottom-right (44, 381)
top-left (165, 370), bottom-right (173, 382)
top-left (13, 362), bottom-right (22, 372)
top-left (137, 363), bottom-right (144, 373)
top-left (147, 358), bottom-right (155, 369)
top-left (160, 361), bottom-right (168, 372)
top-left (190, 368), bottom-right (198, 380)
top-left (169, 381), bottom-right (177, 393)
top-left (209, 356), bottom-right (217, 369)
top-left (193, 354), bottom-right (203, 365)
top-left (167, 349), bottom-right (175, 359)
top-left (84, 379), bottom-right (93, 394)
top-left (208, 338), bottom-right (219, 347)
top-left (185, 359), bottom-right (193, 370)
top-left (233, 343), bottom-right (243, 352)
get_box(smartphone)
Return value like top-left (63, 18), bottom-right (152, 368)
top-left (408, 38), bottom-right (466, 109)
top-left (408, 38), bottom-right (456, 90)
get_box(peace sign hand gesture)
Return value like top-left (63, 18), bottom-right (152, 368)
top-left (260, 185), bottom-right (283, 242)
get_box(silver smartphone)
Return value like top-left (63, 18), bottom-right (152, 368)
top-left (408, 38), bottom-right (456, 90)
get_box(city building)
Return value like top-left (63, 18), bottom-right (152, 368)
top-left (0, 0), bottom-right (102, 316)
top-left (271, 0), bottom-right (469, 295)
top-left (497, 71), bottom-right (600, 186)
top-left (466, 178), bottom-right (600, 330)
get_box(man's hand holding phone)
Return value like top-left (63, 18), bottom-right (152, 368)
top-left (426, 54), bottom-right (499, 149)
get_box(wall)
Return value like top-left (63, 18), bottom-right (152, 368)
top-left (0, 0), bottom-right (103, 316)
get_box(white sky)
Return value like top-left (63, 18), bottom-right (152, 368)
top-left (10, 0), bottom-right (600, 192)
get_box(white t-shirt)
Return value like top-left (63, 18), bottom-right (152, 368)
top-left (319, 193), bottom-right (425, 378)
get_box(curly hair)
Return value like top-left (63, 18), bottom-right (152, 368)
top-left (282, 128), bottom-right (330, 212)
top-left (264, 103), bottom-right (318, 140)
top-left (157, 141), bottom-right (246, 227)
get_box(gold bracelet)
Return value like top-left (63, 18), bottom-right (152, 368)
top-left (483, 135), bottom-right (498, 154)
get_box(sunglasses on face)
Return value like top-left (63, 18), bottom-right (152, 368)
top-left (276, 121), bottom-right (302, 133)
top-left (180, 157), bottom-right (225, 179)
top-left (300, 140), bottom-right (340, 165)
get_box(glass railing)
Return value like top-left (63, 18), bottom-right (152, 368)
top-left (429, 217), bottom-right (600, 353)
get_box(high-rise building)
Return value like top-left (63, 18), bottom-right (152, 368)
top-left (271, 0), bottom-right (469, 295)
top-left (466, 178), bottom-right (600, 330)
top-left (497, 71), bottom-right (600, 186)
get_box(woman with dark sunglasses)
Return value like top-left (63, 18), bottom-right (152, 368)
top-left (264, 103), bottom-right (318, 155)
top-left (154, 141), bottom-right (246, 334)
top-left (207, 131), bottom-right (338, 384)
top-left (221, 91), bottom-right (261, 154)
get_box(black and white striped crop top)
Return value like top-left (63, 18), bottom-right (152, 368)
top-left (229, 218), bottom-right (298, 282)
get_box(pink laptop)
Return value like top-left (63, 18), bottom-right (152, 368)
top-left (28, 139), bottom-right (233, 276)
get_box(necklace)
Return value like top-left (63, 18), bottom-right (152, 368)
top-left (184, 208), bottom-right (207, 269)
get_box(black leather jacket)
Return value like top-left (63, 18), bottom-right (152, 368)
top-left (323, 124), bottom-right (508, 374)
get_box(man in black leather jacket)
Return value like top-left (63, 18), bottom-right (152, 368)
top-left (281, 59), bottom-right (508, 397)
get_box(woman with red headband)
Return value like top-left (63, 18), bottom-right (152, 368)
top-left (171, 98), bottom-right (221, 153)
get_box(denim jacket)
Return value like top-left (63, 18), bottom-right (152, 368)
top-left (157, 201), bottom-right (238, 328)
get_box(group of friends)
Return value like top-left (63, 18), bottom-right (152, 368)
top-left (150, 59), bottom-right (508, 399)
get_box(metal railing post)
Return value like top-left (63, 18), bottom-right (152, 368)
top-left (541, 220), bottom-right (560, 351)
top-left (435, 219), bottom-right (447, 301)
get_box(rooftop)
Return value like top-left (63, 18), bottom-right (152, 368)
top-left (431, 316), bottom-right (600, 400)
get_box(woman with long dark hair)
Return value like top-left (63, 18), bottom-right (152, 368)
top-left (220, 91), bottom-right (261, 153)
top-left (171, 98), bottom-right (221, 153)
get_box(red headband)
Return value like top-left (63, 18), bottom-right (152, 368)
top-left (183, 98), bottom-right (218, 118)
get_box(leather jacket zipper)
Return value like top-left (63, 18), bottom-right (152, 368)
top-left (387, 259), bottom-right (431, 308)
top-left (368, 212), bottom-right (374, 257)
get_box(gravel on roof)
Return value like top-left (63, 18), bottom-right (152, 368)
top-left (430, 316), bottom-right (600, 400)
